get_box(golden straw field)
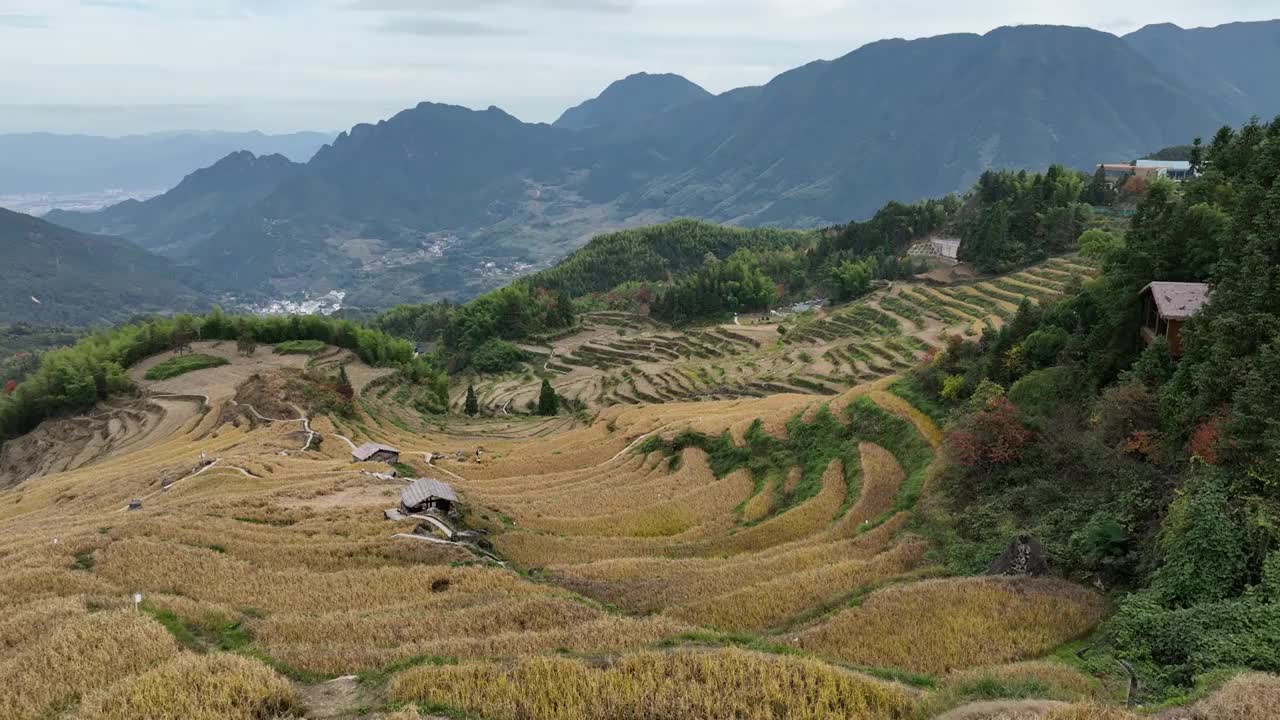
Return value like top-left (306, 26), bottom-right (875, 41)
top-left (0, 298), bottom-right (1264, 720)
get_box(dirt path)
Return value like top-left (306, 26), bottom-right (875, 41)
top-left (933, 699), bottom-right (1070, 720)
top-left (229, 400), bottom-right (317, 450)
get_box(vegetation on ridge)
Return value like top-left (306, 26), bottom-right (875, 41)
top-left (907, 116), bottom-right (1280, 699)
top-left (0, 308), bottom-right (446, 442)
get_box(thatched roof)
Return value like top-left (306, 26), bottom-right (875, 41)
top-left (1141, 282), bottom-right (1211, 321)
top-left (352, 443), bottom-right (399, 461)
top-left (401, 478), bottom-right (458, 509)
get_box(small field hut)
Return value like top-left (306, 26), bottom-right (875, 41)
top-left (1139, 282), bottom-right (1210, 356)
top-left (352, 443), bottom-right (400, 464)
top-left (401, 478), bottom-right (459, 515)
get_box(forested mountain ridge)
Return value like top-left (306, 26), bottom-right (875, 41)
top-left (45, 151), bottom-right (302, 256)
top-left (58, 21), bottom-right (1280, 308)
top-left (0, 208), bottom-right (208, 325)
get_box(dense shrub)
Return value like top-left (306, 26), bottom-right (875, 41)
top-left (143, 354), bottom-right (229, 381)
top-left (470, 338), bottom-right (528, 374)
top-left (1008, 366), bottom-right (1081, 417)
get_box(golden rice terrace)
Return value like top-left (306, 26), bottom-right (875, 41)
top-left (2, 258), bottom-right (1273, 720)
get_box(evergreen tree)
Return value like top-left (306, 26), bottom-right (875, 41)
top-left (465, 385), bottom-right (479, 416)
top-left (336, 364), bottom-right (354, 401)
top-left (537, 379), bottom-right (559, 416)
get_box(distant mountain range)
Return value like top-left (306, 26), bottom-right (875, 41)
top-left (0, 130), bottom-right (330, 194)
top-left (46, 151), bottom-right (302, 256)
top-left (33, 20), bottom-right (1280, 310)
top-left (0, 208), bottom-right (208, 326)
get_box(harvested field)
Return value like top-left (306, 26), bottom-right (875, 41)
top-left (463, 258), bottom-right (1092, 414)
top-left (795, 577), bottom-right (1108, 675)
top-left (0, 287), bottom-right (1132, 718)
top-left (390, 649), bottom-right (917, 720)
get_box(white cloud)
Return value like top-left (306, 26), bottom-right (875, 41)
top-left (0, 0), bottom-right (1273, 133)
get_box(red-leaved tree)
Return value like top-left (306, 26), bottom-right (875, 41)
top-left (3, 380), bottom-right (16, 396)
top-left (1189, 414), bottom-right (1226, 465)
top-left (946, 398), bottom-right (1035, 468)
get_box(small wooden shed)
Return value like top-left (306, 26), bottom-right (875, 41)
top-left (352, 443), bottom-right (400, 464)
top-left (401, 478), bottom-right (459, 515)
top-left (1139, 282), bottom-right (1210, 357)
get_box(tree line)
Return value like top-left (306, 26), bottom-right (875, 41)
top-left (0, 309), bottom-right (447, 442)
top-left (909, 118), bottom-right (1280, 698)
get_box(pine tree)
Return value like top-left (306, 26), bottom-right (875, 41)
top-left (464, 385), bottom-right (479, 416)
top-left (336, 364), bottom-right (354, 400)
top-left (537, 379), bottom-right (559, 416)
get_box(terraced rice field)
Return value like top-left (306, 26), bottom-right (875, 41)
top-left (0, 265), bottom-right (1154, 719)
top-left (464, 257), bottom-right (1097, 414)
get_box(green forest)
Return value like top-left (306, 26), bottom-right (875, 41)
top-left (907, 118), bottom-right (1280, 699)
top-left (0, 310), bottom-right (447, 443)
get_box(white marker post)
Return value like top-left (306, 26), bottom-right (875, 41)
top-left (133, 592), bottom-right (143, 612)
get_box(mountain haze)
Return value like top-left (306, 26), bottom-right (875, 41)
top-left (1124, 20), bottom-right (1280, 122)
top-left (53, 20), bottom-right (1280, 309)
top-left (554, 72), bottom-right (712, 131)
top-left (0, 208), bottom-right (207, 325)
top-left (46, 151), bottom-right (302, 256)
top-left (0, 130), bottom-right (330, 194)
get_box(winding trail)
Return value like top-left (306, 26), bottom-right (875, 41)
top-left (228, 400), bottom-right (320, 451)
top-left (418, 453), bottom-right (467, 482)
top-left (606, 418), bottom-right (705, 465)
top-left (114, 458), bottom-right (259, 512)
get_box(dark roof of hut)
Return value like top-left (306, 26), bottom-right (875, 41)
top-left (401, 478), bottom-right (459, 508)
top-left (352, 442), bottom-right (399, 461)
top-left (1141, 282), bottom-right (1211, 320)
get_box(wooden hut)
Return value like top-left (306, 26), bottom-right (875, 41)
top-left (401, 478), bottom-right (459, 515)
top-left (352, 443), bottom-right (400, 464)
top-left (1139, 282), bottom-right (1210, 357)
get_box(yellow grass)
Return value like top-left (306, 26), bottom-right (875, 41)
top-left (0, 611), bottom-right (180, 720)
top-left (695, 458), bottom-right (847, 556)
top-left (75, 653), bottom-right (300, 720)
top-left (740, 474), bottom-right (778, 522)
top-left (920, 661), bottom-right (1105, 717)
top-left (1190, 672), bottom-right (1280, 720)
top-left (797, 578), bottom-right (1108, 675)
top-left (390, 649), bottom-right (917, 720)
top-left (870, 390), bottom-right (943, 448)
top-left (0, 332), bottom-right (1137, 718)
top-left (666, 539), bottom-right (929, 632)
top-left (0, 597), bottom-right (88, 659)
top-left (831, 442), bottom-right (904, 536)
top-left (1041, 704), bottom-right (1139, 720)
top-left (265, 616), bottom-right (691, 676)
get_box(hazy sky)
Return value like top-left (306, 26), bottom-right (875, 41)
top-left (0, 0), bottom-right (1275, 135)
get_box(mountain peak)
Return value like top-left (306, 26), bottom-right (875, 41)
top-left (554, 72), bottom-right (711, 131)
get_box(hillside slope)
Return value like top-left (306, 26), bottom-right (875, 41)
top-left (0, 208), bottom-right (207, 325)
top-left (1125, 20), bottom-right (1280, 122)
top-left (45, 151), bottom-right (302, 256)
